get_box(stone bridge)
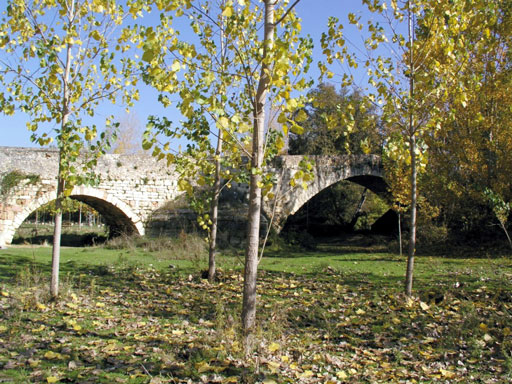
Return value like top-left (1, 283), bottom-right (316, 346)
top-left (0, 146), bottom-right (384, 247)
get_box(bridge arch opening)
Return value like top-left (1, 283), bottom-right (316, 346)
top-left (9, 186), bottom-right (144, 246)
top-left (280, 175), bottom-right (392, 239)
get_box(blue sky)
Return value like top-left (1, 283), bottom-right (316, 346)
top-left (0, 1), bottom-right (374, 148)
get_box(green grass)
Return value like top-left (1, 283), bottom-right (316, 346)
top-left (1, 238), bottom-right (512, 383)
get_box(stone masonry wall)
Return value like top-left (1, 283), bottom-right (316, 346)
top-left (0, 147), bottom-right (182, 246)
top-left (0, 147), bottom-right (383, 246)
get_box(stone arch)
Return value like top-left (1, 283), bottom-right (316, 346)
top-left (287, 176), bottom-right (387, 219)
top-left (270, 156), bottom-right (388, 232)
top-left (6, 185), bottom-right (144, 245)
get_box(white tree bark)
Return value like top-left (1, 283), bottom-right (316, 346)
top-left (242, 0), bottom-right (275, 333)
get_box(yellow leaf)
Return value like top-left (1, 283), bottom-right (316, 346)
top-left (281, 355), bottom-right (289, 363)
top-left (503, 327), bottom-right (511, 336)
top-left (73, 324), bottom-right (82, 331)
top-left (37, 303), bottom-right (47, 311)
top-left (267, 361), bottom-right (280, 373)
top-left (171, 60), bottom-right (181, 72)
top-left (28, 358), bottom-right (40, 367)
top-left (32, 324), bottom-right (45, 333)
top-left (290, 121), bottom-right (304, 135)
top-left (96, 302), bottom-right (105, 308)
top-left (355, 308), bottom-right (366, 315)
top-left (217, 116), bottom-right (229, 129)
top-left (268, 342), bottom-right (280, 352)
top-left (178, 179), bottom-right (193, 195)
top-left (440, 368), bottom-right (456, 379)
top-left (44, 351), bottom-right (57, 360)
top-left (295, 109), bottom-right (308, 123)
top-left (1, 290), bottom-right (9, 297)
top-left (223, 377), bottom-right (239, 383)
top-left (195, 361), bottom-right (211, 373)
top-left (479, 323), bottom-right (488, 332)
top-left (222, 6), bottom-right (233, 17)
top-left (172, 329), bottom-right (184, 336)
top-left (419, 301), bottom-right (429, 311)
top-left (301, 370), bottom-right (314, 378)
top-left (46, 376), bottom-right (59, 383)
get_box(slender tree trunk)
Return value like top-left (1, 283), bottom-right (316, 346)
top-left (348, 188), bottom-right (367, 230)
top-left (405, 2), bottom-right (416, 297)
top-left (51, 169), bottom-right (64, 298)
top-left (208, 4), bottom-right (226, 283)
top-left (79, 203), bottom-right (82, 228)
top-left (499, 220), bottom-right (512, 250)
top-left (208, 134), bottom-right (223, 282)
top-left (51, 5), bottom-right (73, 298)
top-left (242, 0), bottom-right (274, 333)
top-left (405, 134), bottom-right (417, 296)
top-left (398, 208), bottom-right (402, 257)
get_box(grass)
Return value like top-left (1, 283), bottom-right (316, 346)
top-left (0, 236), bottom-right (512, 383)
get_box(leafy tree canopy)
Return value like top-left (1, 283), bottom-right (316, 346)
top-left (288, 83), bottom-right (383, 156)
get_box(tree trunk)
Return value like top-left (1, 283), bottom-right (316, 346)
top-left (208, 133), bottom-right (223, 282)
top-left (51, 8), bottom-right (73, 298)
top-left (242, 0), bottom-right (274, 334)
top-left (405, 1), bottom-right (416, 297)
top-left (51, 171), bottom-right (64, 298)
top-left (405, 134), bottom-right (417, 296)
top-left (208, 4), bottom-right (226, 283)
top-left (398, 208), bottom-right (402, 257)
top-left (348, 188), bottom-right (367, 230)
top-left (499, 220), bottom-right (512, 250)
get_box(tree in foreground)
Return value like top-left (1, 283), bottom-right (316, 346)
top-left (142, 0), bottom-right (312, 334)
top-left (0, 0), bottom-right (147, 297)
top-left (321, 0), bottom-right (485, 295)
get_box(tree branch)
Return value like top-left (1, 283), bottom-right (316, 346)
top-left (274, 0), bottom-right (301, 26)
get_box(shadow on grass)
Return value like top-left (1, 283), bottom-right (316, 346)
top-left (1, 246), bottom-right (512, 383)
top-left (0, 253), bottom-right (135, 291)
top-left (12, 232), bottom-right (108, 247)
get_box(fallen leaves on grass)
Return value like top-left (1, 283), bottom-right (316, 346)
top-left (0, 265), bottom-right (511, 383)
